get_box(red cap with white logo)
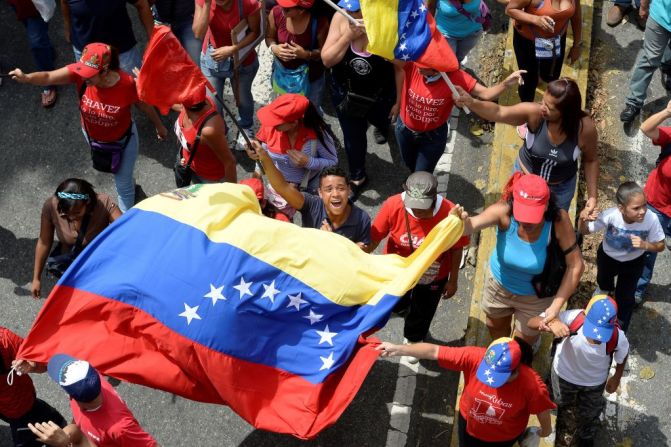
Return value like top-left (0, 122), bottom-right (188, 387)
top-left (512, 174), bottom-right (550, 224)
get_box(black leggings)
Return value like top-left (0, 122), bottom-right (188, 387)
top-left (512, 28), bottom-right (567, 102)
top-left (458, 413), bottom-right (523, 447)
top-left (393, 277), bottom-right (448, 342)
top-left (596, 244), bottom-right (645, 332)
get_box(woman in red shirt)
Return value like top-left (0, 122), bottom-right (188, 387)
top-left (635, 99), bottom-right (671, 303)
top-left (10, 43), bottom-right (167, 212)
top-left (193, 0), bottom-right (262, 150)
top-left (369, 172), bottom-right (469, 359)
top-left (377, 337), bottom-right (555, 447)
top-left (266, 0), bottom-right (329, 111)
top-left (174, 88), bottom-right (237, 184)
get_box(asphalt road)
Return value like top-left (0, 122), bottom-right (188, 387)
top-left (0, 3), bottom-right (494, 446)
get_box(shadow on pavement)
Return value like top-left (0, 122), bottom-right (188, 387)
top-left (0, 225), bottom-right (36, 288)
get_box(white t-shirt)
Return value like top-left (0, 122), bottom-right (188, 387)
top-left (587, 207), bottom-right (665, 262)
top-left (553, 309), bottom-right (629, 387)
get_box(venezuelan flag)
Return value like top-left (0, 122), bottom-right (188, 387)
top-left (18, 184), bottom-right (464, 439)
top-left (361, 0), bottom-right (459, 72)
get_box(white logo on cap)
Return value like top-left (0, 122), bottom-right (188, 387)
top-left (60, 360), bottom-right (91, 386)
top-left (518, 190), bottom-right (543, 201)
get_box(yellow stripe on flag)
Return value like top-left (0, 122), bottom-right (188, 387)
top-left (360, 0), bottom-right (399, 61)
top-left (136, 184), bottom-right (464, 307)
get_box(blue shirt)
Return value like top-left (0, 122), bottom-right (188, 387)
top-left (650, 0), bottom-right (671, 32)
top-left (435, 0), bottom-right (483, 38)
top-left (300, 194), bottom-right (371, 245)
top-left (489, 218), bottom-right (552, 296)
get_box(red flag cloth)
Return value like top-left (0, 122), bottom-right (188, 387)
top-left (136, 26), bottom-right (212, 114)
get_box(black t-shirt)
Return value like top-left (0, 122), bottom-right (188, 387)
top-left (300, 193), bottom-right (371, 245)
top-left (67, 0), bottom-right (138, 52)
top-left (153, 0), bottom-right (195, 24)
top-left (331, 45), bottom-right (396, 100)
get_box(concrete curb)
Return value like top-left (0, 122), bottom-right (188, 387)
top-left (449, 2), bottom-right (593, 444)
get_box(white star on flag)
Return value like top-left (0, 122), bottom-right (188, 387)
top-left (316, 325), bottom-right (338, 346)
top-left (497, 360), bottom-right (502, 366)
top-left (178, 303), bottom-right (202, 325)
top-left (261, 281), bottom-right (280, 303)
top-left (401, 54), bottom-right (410, 61)
top-left (484, 369), bottom-right (491, 376)
top-left (399, 42), bottom-right (407, 51)
top-left (401, 33), bottom-right (407, 39)
top-left (410, 9), bottom-right (419, 19)
top-left (593, 328), bottom-right (599, 333)
top-left (486, 376), bottom-right (494, 385)
top-left (233, 277), bottom-right (253, 299)
top-left (204, 284), bottom-right (226, 306)
top-left (287, 293), bottom-right (308, 311)
top-left (320, 352), bottom-right (335, 371)
top-left (304, 309), bottom-right (324, 325)
top-left (419, 3), bottom-right (427, 12)
top-left (597, 334), bottom-right (602, 340)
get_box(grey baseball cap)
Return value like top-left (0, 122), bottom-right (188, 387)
top-left (402, 172), bottom-right (438, 210)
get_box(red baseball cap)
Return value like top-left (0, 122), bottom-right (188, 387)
top-left (257, 94), bottom-right (310, 128)
top-left (277, 0), bottom-right (315, 7)
top-left (512, 174), bottom-right (550, 224)
top-left (240, 178), bottom-right (264, 201)
top-left (67, 43), bottom-right (112, 79)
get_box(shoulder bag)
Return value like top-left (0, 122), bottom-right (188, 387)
top-left (46, 213), bottom-right (91, 278)
top-left (448, 0), bottom-right (492, 32)
top-left (532, 221), bottom-right (579, 298)
top-left (174, 109), bottom-right (218, 187)
top-left (271, 16), bottom-right (317, 96)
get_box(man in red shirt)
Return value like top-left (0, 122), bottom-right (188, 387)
top-left (0, 327), bottom-right (66, 447)
top-left (635, 99), bottom-right (671, 303)
top-left (22, 354), bottom-right (157, 447)
top-left (369, 172), bottom-right (469, 361)
top-left (377, 337), bottom-right (555, 447)
top-left (394, 62), bottom-right (526, 174)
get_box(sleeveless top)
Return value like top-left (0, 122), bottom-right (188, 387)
top-left (176, 99), bottom-right (227, 181)
top-left (331, 43), bottom-right (396, 98)
top-left (489, 218), bottom-right (552, 296)
top-left (518, 120), bottom-right (580, 184)
top-left (272, 6), bottom-right (326, 81)
top-left (514, 0), bottom-right (575, 41)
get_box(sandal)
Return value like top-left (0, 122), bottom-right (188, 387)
top-left (41, 88), bottom-right (57, 108)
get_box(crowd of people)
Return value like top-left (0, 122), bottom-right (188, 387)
top-left (3, 0), bottom-right (671, 445)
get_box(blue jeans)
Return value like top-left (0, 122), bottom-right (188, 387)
top-left (22, 16), bottom-right (55, 85)
top-left (395, 118), bottom-right (449, 173)
top-left (625, 17), bottom-right (671, 108)
top-left (330, 80), bottom-right (393, 181)
top-left (82, 123), bottom-right (139, 212)
top-left (514, 158), bottom-right (576, 211)
top-left (445, 30), bottom-right (482, 64)
top-left (201, 46), bottom-right (259, 130)
top-left (152, 6), bottom-right (202, 65)
top-left (308, 74), bottom-right (326, 114)
top-left (73, 45), bottom-right (143, 76)
top-left (636, 203), bottom-right (671, 298)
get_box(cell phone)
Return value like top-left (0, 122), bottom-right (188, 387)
top-left (15, 427), bottom-right (37, 444)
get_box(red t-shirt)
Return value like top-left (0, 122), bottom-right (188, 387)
top-left (400, 63), bottom-right (477, 132)
top-left (70, 70), bottom-right (138, 142)
top-left (197, 0), bottom-right (260, 66)
top-left (176, 100), bottom-right (228, 181)
top-left (8, 0), bottom-right (40, 20)
top-left (371, 194), bottom-right (469, 282)
top-left (438, 346), bottom-right (556, 442)
top-left (0, 328), bottom-right (36, 419)
top-left (645, 127), bottom-right (671, 217)
top-left (71, 374), bottom-right (156, 447)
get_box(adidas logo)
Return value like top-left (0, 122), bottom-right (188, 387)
top-left (549, 149), bottom-right (558, 157)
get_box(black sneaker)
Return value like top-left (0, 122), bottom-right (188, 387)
top-left (620, 104), bottom-right (640, 123)
top-left (373, 127), bottom-right (388, 144)
top-left (662, 70), bottom-right (671, 92)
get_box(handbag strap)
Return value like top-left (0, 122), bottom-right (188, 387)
top-left (300, 139), bottom-right (318, 190)
top-left (550, 221), bottom-right (579, 255)
top-left (184, 109), bottom-right (218, 169)
top-left (72, 212), bottom-right (92, 255)
top-left (404, 208), bottom-right (415, 254)
top-left (310, 14), bottom-right (318, 50)
top-left (238, 0), bottom-right (243, 20)
top-left (448, 0), bottom-right (478, 22)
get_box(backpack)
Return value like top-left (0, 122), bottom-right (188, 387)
top-left (568, 311), bottom-right (620, 356)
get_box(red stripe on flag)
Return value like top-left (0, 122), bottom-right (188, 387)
top-left (18, 286), bottom-right (382, 439)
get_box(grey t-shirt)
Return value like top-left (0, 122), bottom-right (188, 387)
top-left (299, 193), bottom-right (371, 245)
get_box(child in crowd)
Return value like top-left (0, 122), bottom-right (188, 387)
top-left (529, 295), bottom-right (629, 447)
top-left (579, 181), bottom-right (665, 330)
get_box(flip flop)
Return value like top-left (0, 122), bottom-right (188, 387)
top-left (41, 88), bottom-right (57, 108)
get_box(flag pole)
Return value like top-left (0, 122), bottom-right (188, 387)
top-left (440, 72), bottom-right (470, 115)
top-left (321, 0), bottom-right (361, 25)
top-left (211, 92), bottom-right (264, 174)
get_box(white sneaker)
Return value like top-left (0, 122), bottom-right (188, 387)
top-left (235, 129), bottom-right (252, 152)
top-left (403, 338), bottom-right (419, 364)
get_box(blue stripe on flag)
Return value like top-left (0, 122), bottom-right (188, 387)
top-left (61, 209), bottom-right (398, 384)
top-left (393, 0), bottom-right (432, 61)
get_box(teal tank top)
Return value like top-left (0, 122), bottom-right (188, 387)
top-left (489, 218), bottom-right (552, 296)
